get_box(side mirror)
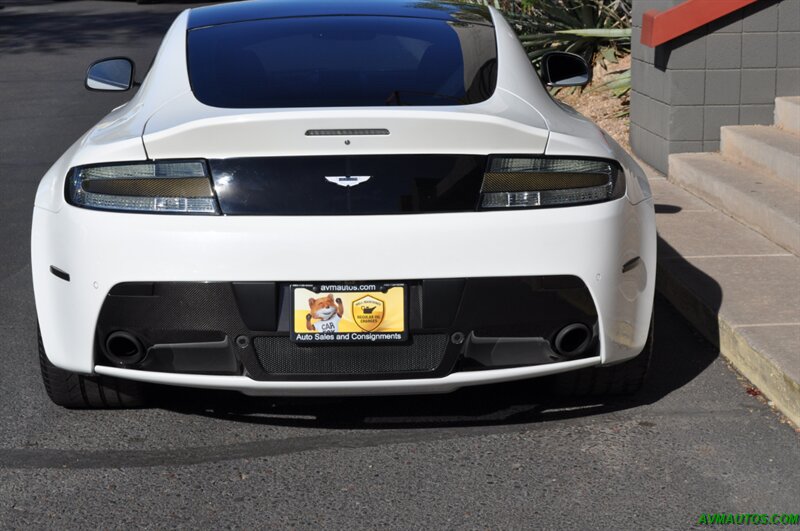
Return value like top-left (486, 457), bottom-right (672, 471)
top-left (85, 57), bottom-right (135, 91)
top-left (539, 52), bottom-right (591, 88)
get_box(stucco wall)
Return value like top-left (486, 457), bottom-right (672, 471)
top-left (630, 0), bottom-right (800, 173)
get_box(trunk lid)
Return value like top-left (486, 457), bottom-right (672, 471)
top-left (141, 91), bottom-right (549, 160)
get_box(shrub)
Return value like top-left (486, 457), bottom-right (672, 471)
top-left (476, 0), bottom-right (632, 66)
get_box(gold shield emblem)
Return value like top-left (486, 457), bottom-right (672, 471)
top-left (352, 295), bottom-right (385, 332)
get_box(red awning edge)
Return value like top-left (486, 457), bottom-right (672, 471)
top-left (641, 0), bottom-right (758, 48)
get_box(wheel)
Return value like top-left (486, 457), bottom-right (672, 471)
top-left (553, 316), bottom-right (654, 397)
top-left (38, 329), bottom-right (146, 409)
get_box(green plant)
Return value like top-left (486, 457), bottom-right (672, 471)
top-left (564, 27), bottom-right (631, 110)
top-left (510, 0), bottom-right (632, 66)
top-left (465, 0), bottom-right (633, 109)
top-left (589, 67), bottom-right (630, 97)
top-left (588, 67), bottom-right (631, 115)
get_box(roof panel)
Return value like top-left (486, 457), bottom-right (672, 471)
top-left (187, 0), bottom-right (493, 29)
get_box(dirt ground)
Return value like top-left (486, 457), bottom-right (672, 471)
top-left (556, 54), bottom-right (631, 151)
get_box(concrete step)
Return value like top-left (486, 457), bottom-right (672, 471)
top-left (721, 125), bottom-right (800, 190)
top-left (649, 176), bottom-right (800, 427)
top-left (775, 96), bottom-right (800, 134)
top-left (668, 152), bottom-right (800, 256)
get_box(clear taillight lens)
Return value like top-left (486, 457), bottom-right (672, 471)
top-left (480, 157), bottom-right (624, 209)
top-left (66, 160), bottom-right (220, 214)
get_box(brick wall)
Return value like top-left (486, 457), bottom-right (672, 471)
top-left (630, 0), bottom-right (800, 173)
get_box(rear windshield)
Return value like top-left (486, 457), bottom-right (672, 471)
top-left (187, 16), bottom-right (497, 108)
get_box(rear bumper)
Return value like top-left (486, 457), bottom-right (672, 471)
top-left (93, 278), bottom-right (600, 381)
top-left (94, 357), bottom-right (602, 396)
top-left (32, 196), bottom-right (656, 392)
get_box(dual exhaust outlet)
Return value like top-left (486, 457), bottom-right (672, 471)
top-left (104, 322), bottom-right (593, 367)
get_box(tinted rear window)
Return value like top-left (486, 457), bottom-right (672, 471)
top-left (187, 16), bottom-right (497, 108)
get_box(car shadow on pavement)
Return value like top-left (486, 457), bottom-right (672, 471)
top-left (154, 233), bottom-right (725, 430)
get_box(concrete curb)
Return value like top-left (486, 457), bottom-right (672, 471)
top-left (639, 150), bottom-right (800, 427)
top-left (656, 261), bottom-right (800, 426)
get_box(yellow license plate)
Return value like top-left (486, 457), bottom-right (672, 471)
top-left (291, 283), bottom-right (407, 343)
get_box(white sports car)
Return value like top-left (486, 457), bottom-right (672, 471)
top-left (32, 0), bottom-right (656, 408)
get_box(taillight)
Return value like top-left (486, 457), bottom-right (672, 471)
top-left (66, 160), bottom-right (219, 214)
top-left (479, 157), bottom-right (624, 209)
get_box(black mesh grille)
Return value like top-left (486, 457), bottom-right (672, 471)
top-left (481, 172), bottom-right (609, 192)
top-left (253, 335), bottom-right (448, 376)
top-left (82, 177), bottom-right (213, 198)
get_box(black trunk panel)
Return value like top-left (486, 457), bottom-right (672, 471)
top-left (209, 155), bottom-right (487, 215)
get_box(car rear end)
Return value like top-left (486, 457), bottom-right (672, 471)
top-left (32, 1), bottom-right (655, 401)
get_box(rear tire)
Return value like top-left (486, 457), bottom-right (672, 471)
top-left (554, 316), bottom-right (653, 397)
top-left (38, 329), bottom-right (146, 409)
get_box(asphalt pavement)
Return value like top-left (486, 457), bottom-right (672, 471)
top-left (0, 2), bottom-right (798, 529)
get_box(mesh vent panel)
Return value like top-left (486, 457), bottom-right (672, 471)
top-left (253, 335), bottom-right (448, 376)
